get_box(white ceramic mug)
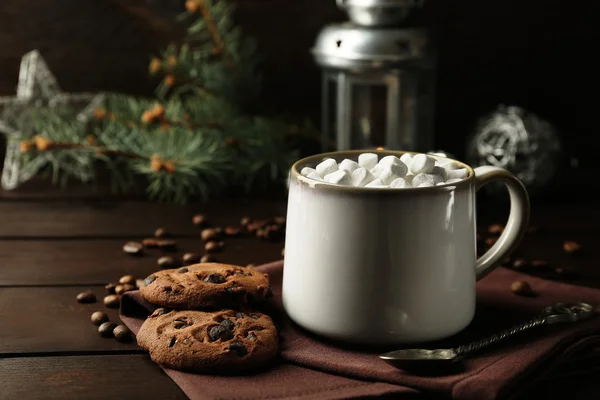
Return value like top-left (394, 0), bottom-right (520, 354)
top-left (282, 150), bottom-right (530, 345)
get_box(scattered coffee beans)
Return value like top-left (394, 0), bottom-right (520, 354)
top-left (192, 214), bottom-right (207, 227)
top-left (563, 241), bottom-right (581, 254)
top-left (104, 294), bottom-right (121, 309)
top-left (157, 239), bottom-right (177, 251)
top-left (205, 241), bottom-right (220, 253)
top-left (115, 284), bottom-right (135, 295)
top-left (98, 322), bottom-right (118, 338)
top-left (224, 226), bottom-right (240, 236)
top-left (119, 275), bottom-right (136, 285)
top-left (201, 228), bottom-right (219, 241)
top-left (158, 256), bottom-right (180, 269)
top-left (105, 283), bottom-right (117, 295)
top-left (182, 252), bottom-right (201, 264)
top-left (511, 280), bottom-right (534, 296)
top-left (113, 325), bottom-right (133, 342)
top-left (142, 238), bottom-right (159, 248)
top-left (487, 224), bottom-right (504, 235)
top-left (76, 290), bottom-right (97, 304)
top-left (154, 227), bottom-right (169, 238)
top-left (201, 254), bottom-right (216, 263)
top-left (91, 311), bottom-right (109, 326)
top-left (240, 217), bottom-right (251, 227)
top-left (123, 241), bottom-right (143, 255)
top-left (484, 237), bottom-right (497, 247)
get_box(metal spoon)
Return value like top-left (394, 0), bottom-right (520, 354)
top-left (380, 302), bottom-right (595, 371)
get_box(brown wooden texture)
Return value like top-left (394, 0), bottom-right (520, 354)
top-left (0, 238), bottom-right (284, 286)
top-left (0, 355), bottom-right (186, 399)
top-left (0, 286), bottom-right (142, 354)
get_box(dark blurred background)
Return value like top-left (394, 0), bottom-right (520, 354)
top-left (1, 0), bottom-right (598, 166)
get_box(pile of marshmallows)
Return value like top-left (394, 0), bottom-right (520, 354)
top-left (301, 152), bottom-right (469, 188)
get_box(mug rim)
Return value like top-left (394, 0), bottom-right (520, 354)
top-left (290, 149), bottom-right (475, 193)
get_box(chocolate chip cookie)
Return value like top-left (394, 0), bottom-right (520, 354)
top-left (140, 263), bottom-right (272, 310)
top-left (137, 308), bottom-right (279, 374)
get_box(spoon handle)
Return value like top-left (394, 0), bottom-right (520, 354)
top-left (454, 315), bottom-right (546, 357)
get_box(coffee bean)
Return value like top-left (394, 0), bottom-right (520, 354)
top-left (229, 341), bottom-right (248, 356)
top-left (176, 267), bottom-right (189, 274)
top-left (224, 226), bottom-right (240, 236)
top-left (281, 248), bottom-right (285, 257)
top-left (154, 227), bottom-right (169, 238)
top-left (192, 214), bottom-right (207, 227)
top-left (512, 258), bottom-right (529, 270)
top-left (205, 241), bottom-right (220, 253)
top-left (113, 325), bottom-right (133, 342)
top-left (201, 228), bottom-right (219, 241)
top-left (531, 260), bottom-right (549, 268)
top-left (158, 256), bottom-right (180, 269)
top-left (105, 283), bottom-right (117, 295)
top-left (119, 275), bottom-right (136, 285)
top-left (115, 284), bottom-right (135, 295)
top-left (200, 254), bottom-right (216, 263)
top-left (204, 273), bottom-right (225, 284)
top-left (246, 263), bottom-right (256, 269)
top-left (563, 241), bottom-right (581, 254)
top-left (142, 238), bottom-right (159, 248)
top-left (104, 294), bottom-right (121, 308)
top-left (91, 311), bottom-right (109, 326)
top-left (182, 253), bottom-right (201, 264)
top-left (240, 217), bottom-right (251, 227)
top-left (144, 275), bottom-right (157, 286)
top-left (76, 290), bottom-right (97, 304)
top-left (484, 237), bottom-right (497, 247)
top-left (98, 322), bottom-right (118, 338)
top-left (135, 279), bottom-right (145, 289)
top-left (209, 325), bottom-right (234, 341)
top-left (510, 280), bottom-right (535, 296)
top-left (157, 239), bottom-right (177, 251)
top-left (123, 241), bottom-right (143, 256)
top-left (220, 319), bottom-right (235, 330)
top-left (487, 224), bottom-right (504, 235)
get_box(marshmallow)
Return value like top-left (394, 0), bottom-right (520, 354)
top-left (306, 171), bottom-right (323, 181)
top-left (378, 155), bottom-right (401, 167)
top-left (339, 158), bottom-right (360, 173)
top-left (390, 177), bottom-right (413, 188)
top-left (358, 153), bottom-right (378, 170)
top-left (316, 158), bottom-right (338, 176)
top-left (324, 169), bottom-right (351, 185)
top-left (412, 173), bottom-right (443, 187)
top-left (365, 178), bottom-right (387, 188)
top-left (301, 167), bottom-right (316, 177)
top-left (403, 174), bottom-right (414, 184)
top-left (400, 153), bottom-right (413, 166)
top-left (351, 167), bottom-right (376, 187)
top-left (431, 166), bottom-right (447, 181)
top-left (418, 182), bottom-right (435, 187)
top-left (447, 168), bottom-right (468, 180)
top-left (446, 178), bottom-right (463, 184)
top-left (438, 160), bottom-right (461, 170)
top-left (372, 157), bottom-right (407, 178)
top-left (410, 154), bottom-right (435, 174)
top-left (378, 162), bottom-right (408, 185)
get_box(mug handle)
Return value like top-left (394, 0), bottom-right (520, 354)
top-left (474, 166), bottom-right (530, 280)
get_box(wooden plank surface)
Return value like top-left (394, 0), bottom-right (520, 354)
top-left (0, 286), bottom-right (141, 354)
top-left (0, 238), bottom-right (284, 286)
top-left (0, 199), bottom-right (287, 238)
top-left (0, 355), bottom-right (186, 400)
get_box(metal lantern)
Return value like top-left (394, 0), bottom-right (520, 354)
top-left (312, 0), bottom-right (436, 152)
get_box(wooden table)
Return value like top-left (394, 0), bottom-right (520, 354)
top-left (1, 179), bottom-right (599, 399)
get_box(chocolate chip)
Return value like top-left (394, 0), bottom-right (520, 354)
top-left (123, 241), bottom-right (143, 255)
top-left (173, 320), bottom-right (187, 329)
top-left (192, 214), bottom-right (207, 227)
top-left (240, 217), bottom-right (251, 227)
top-left (229, 341), bottom-right (248, 356)
top-left (105, 283), bottom-right (117, 294)
top-left (512, 258), bottom-right (529, 270)
top-left (168, 337), bottom-right (177, 347)
top-left (158, 256), bottom-right (180, 269)
top-left (115, 284), bottom-right (135, 295)
top-left (119, 275), bottom-right (136, 285)
top-left (487, 224), bottom-right (504, 235)
top-left (204, 273), bottom-right (225, 284)
top-left (142, 238), bottom-right (159, 248)
top-left (247, 313), bottom-right (260, 319)
top-left (150, 308), bottom-right (171, 317)
top-left (98, 322), bottom-right (118, 338)
top-left (563, 241), bottom-right (581, 254)
top-left (205, 241), bottom-right (220, 253)
top-left (113, 325), bottom-right (132, 342)
top-left (510, 280), bottom-right (535, 296)
top-left (220, 319), bottom-right (235, 330)
top-left (76, 290), bottom-right (97, 304)
top-left (157, 240), bottom-right (177, 251)
top-left (91, 311), bottom-right (109, 326)
top-left (176, 267), bottom-right (189, 274)
top-left (235, 270), bottom-right (244, 275)
top-left (246, 332), bottom-right (256, 339)
top-left (154, 227), bottom-right (169, 238)
top-left (201, 228), bottom-right (219, 241)
top-left (104, 295), bottom-right (120, 308)
top-left (200, 254), bottom-right (216, 263)
top-left (224, 226), bottom-right (240, 236)
top-left (182, 253), bottom-right (201, 265)
top-left (144, 275), bottom-right (157, 285)
top-left (209, 325), bottom-right (234, 341)
top-left (235, 312), bottom-right (244, 318)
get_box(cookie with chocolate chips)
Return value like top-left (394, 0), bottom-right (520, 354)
top-left (136, 308), bottom-right (279, 374)
top-left (139, 263), bottom-right (272, 310)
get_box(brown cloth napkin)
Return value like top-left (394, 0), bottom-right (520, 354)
top-left (120, 261), bottom-right (600, 400)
